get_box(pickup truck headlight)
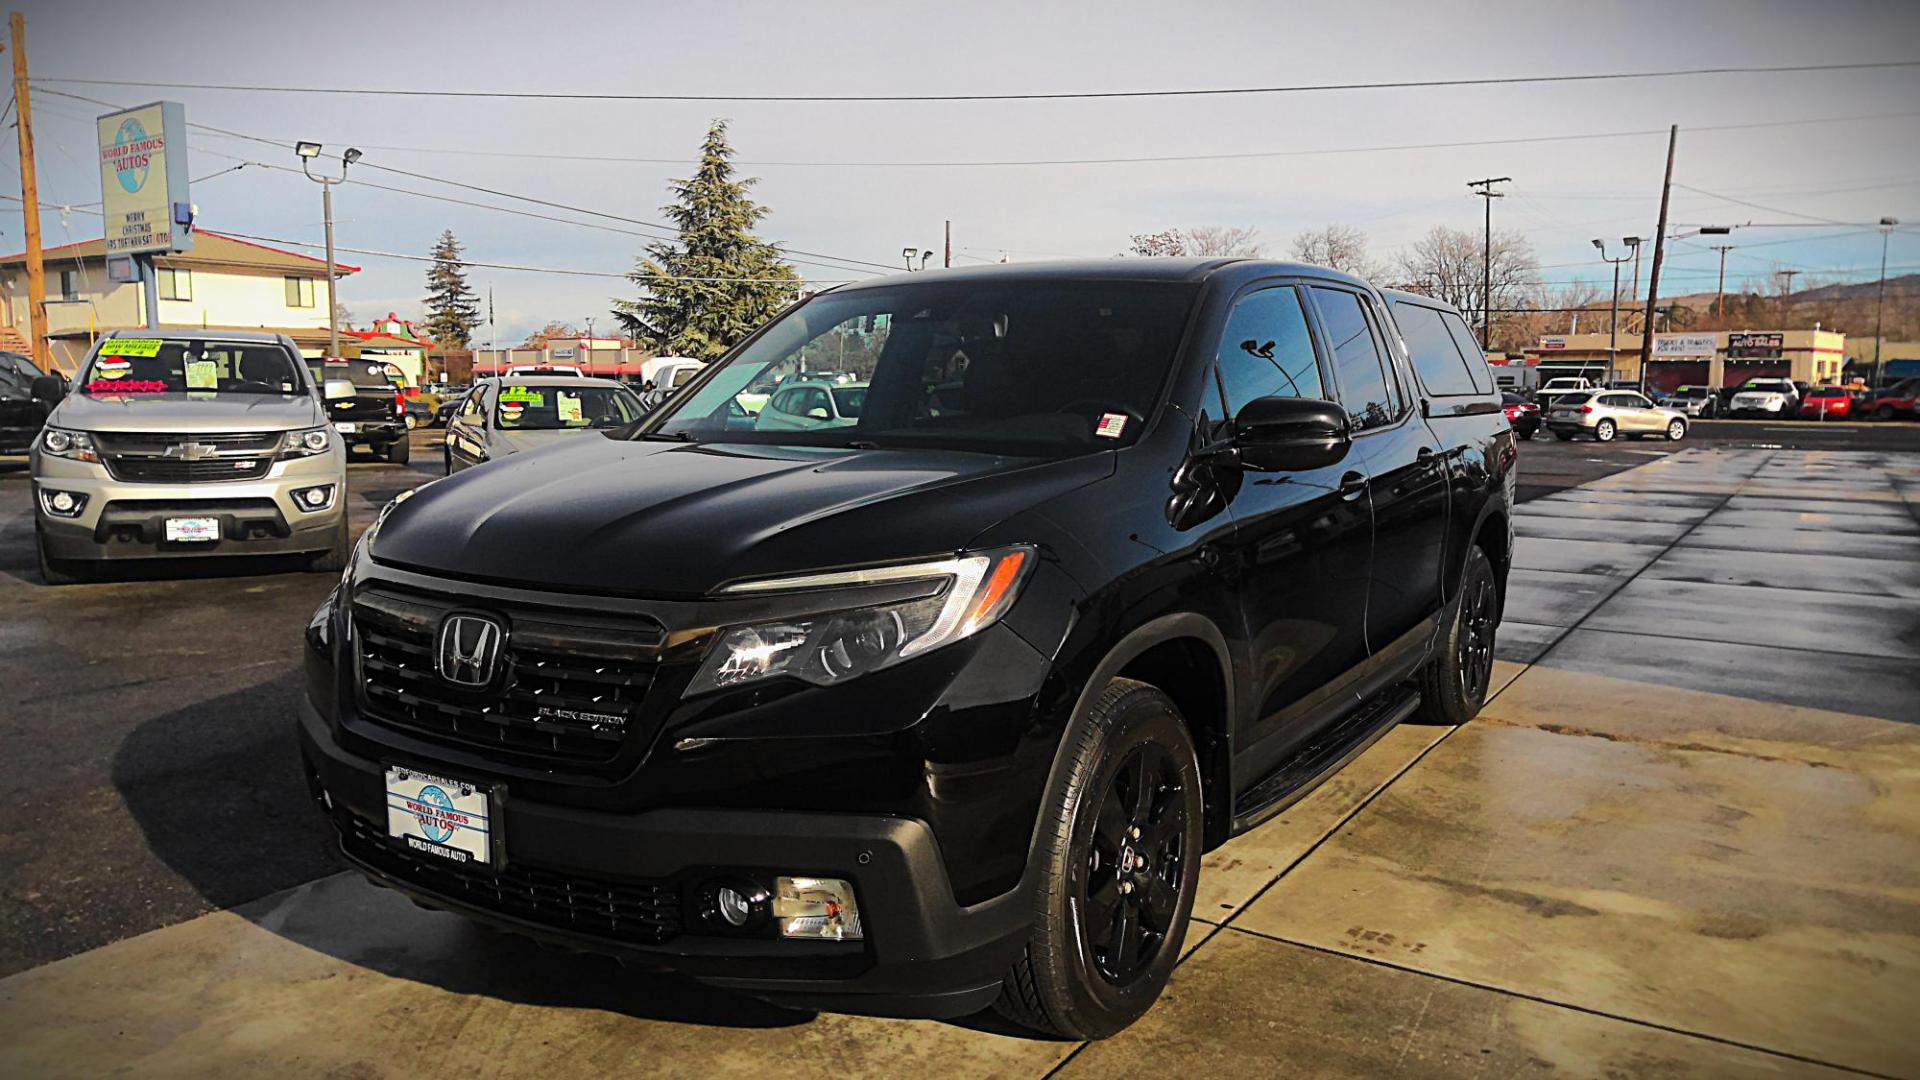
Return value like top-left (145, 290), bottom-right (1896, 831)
top-left (280, 427), bottom-right (333, 458)
top-left (685, 546), bottom-right (1033, 696)
top-left (41, 428), bottom-right (99, 463)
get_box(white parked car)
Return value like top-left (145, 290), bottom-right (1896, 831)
top-left (753, 380), bottom-right (868, 431)
top-left (1727, 378), bottom-right (1800, 418)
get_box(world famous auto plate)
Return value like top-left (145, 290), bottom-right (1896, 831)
top-left (385, 765), bottom-right (493, 865)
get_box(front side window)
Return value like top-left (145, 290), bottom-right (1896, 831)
top-left (647, 280), bottom-right (1198, 457)
top-left (157, 267), bottom-right (192, 301)
top-left (494, 383), bottom-right (641, 430)
top-left (1310, 287), bottom-right (1399, 431)
top-left (1215, 286), bottom-right (1323, 417)
top-left (285, 276), bottom-right (316, 308)
top-left (81, 339), bottom-right (305, 396)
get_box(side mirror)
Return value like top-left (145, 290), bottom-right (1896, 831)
top-left (1231, 396), bottom-right (1351, 472)
top-left (323, 379), bottom-right (357, 401)
top-left (30, 374), bottom-right (66, 404)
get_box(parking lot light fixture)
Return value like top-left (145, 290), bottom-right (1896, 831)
top-left (297, 142), bottom-right (357, 357)
top-left (295, 140), bottom-right (322, 159)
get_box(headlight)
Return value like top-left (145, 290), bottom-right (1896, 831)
top-left (685, 546), bottom-right (1034, 697)
top-left (41, 428), bottom-right (99, 462)
top-left (281, 427), bottom-right (333, 458)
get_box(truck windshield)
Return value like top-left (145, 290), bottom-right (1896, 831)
top-left (81, 339), bottom-right (306, 396)
top-left (644, 280), bottom-right (1199, 456)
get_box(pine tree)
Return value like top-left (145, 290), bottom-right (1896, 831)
top-left (613, 121), bottom-right (799, 358)
top-left (422, 230), bottom-right (481, 349)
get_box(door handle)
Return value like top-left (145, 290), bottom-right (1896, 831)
top-left (1339, 471), bottom-right (1367, 501)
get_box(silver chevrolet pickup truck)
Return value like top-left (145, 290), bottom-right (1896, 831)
top-left (28, 330), bottom-right (350, 584)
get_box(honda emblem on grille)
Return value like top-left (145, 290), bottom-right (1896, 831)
top-left (437, 614), bottom-right (504, 687)
top-left (163, 442), bottom-right (218, 461)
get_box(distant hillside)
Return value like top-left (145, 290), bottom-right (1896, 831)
top-left (1791, 273), bottom-right (1920, 304)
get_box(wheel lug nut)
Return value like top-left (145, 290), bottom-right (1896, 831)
top-left (1129, 826), bottom-right (1141, 839)
top-left (1118, 881), bottom-right (1133, 895)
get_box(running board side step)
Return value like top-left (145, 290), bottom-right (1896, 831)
top-left (1229, 686), bottom-right (1422, 834)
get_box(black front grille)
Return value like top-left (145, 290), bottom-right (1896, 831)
top-left (351, 585), bottom-right (665, 769)
top-left (337, 810), bottom-right (682, 944)
top-left (106, 456), bottom-right (274, 483)
top-left (94, 430), bottom-right (281, 453)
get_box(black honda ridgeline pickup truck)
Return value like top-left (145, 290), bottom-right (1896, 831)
top-left (301, 259), bottom-right (1514, 1038)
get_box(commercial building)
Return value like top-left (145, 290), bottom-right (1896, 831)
top-left (0, 231), bottom-right (357, 373)
top-left (1517, 329), bottom-right (1846, 393)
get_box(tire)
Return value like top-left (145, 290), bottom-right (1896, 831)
top-left (1519, 428), bottom-right (1535, 441)
top-left (1553, 430), bottom-right (1574, 441)
top-left (1594, 419), bottom-right (1617, 442)
top-left (994, 678), bottom-right (1203, 1040)
top-left (404, 413), bottom-right (418, 431)
top-left (385, 437), bottom-right (412, 465)
top-left (1410, 546), bottom-right (1498, 725)
top-left (307, 518), bottom-right (351, 573)
top-left (35, 528), bottom-right (86, 586)
top-left (1666, 419), bottom-right (1686, 441)
top-left (1877, 405), bottom-right (1896, 421)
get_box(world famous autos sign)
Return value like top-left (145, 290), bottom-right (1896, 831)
top-left (96, 101), bottom-right (193, 256)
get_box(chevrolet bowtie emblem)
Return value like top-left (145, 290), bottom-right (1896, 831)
top-left (162, 442), bottom-right (217, 461)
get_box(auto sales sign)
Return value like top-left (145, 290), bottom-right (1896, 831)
top-left (96, 101), bottom-right (193, 255)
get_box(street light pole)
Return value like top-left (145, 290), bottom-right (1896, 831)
top-left (297, 141), bottom-right (361, 357)
top-left (1873, 216), bottom-right (1900, 387)
top-left (1594, 239), bottom-right (1631, 380)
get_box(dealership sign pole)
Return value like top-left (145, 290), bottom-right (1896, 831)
top-left (96, 101), bottom-right (193, 329)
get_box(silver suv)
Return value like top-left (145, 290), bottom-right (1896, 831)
top-left (1546, 390), bottom-right (1689, 443)
top-left (28, 330), bottom-right (350, 584)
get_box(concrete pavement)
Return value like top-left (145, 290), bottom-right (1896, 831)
top-left (1, 447), bottom-right (1916, 1077)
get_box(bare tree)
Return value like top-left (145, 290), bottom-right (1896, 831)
top-left (1396, 225), bottom-right (1539, 347)
top-left (1289, 224), bottom-right (1376, 277)
top-left (1126, 225), bottom-right (1266, 258)
top-left (1182, 225), bottom-right (1266, 257)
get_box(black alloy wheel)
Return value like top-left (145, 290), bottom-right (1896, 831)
top-left (1455, 567), bottom-right (1497, 707)
top-left (1079, 744), bottom-right (1188, 985)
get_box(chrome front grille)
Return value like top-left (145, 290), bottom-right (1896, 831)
top-left (96, 431), bottom-right (283, 484)
top-left (351, 584), bottom-right (666, 769)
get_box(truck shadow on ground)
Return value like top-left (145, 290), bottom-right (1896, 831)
top-left (111, 675), bottom-right (813, 1030)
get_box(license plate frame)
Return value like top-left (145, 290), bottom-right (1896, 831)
top-left (384, 765), bottom-right (500, 867)
top-left (162, 516), bottom-right (221, 543)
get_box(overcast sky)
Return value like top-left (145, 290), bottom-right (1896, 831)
top-left (8, 0), bottom-right (1919, 344)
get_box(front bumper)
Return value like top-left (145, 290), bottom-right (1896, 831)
top-left (297, 696), bottom-right (1030, 1018)
top-left (32, 447), bottom-right (346, 562)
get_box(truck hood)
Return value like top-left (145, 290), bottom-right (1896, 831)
top-left (372, 436), bottom-right (1114, 597)
top-left (51, 392), bottom-right (323, 433)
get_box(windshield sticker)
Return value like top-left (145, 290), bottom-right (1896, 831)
top-left (99, 338), bottom-right (163, 358)
top-left (96, 358), bottom-right (132, 380)
top-left (557, 392), bottom-right (584, 424)
top-left (86, 380), bottom-right (168, 395)
top-left (499, 386), bottom-right (546, 406)
top-left (185, 359), bottom-right (219, 389)
top-left (1095, 413), bottom-right (1128, 439)
top-left (499, 401), bottom-right (527, 423)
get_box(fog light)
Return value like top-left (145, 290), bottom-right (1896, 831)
top-left (292, 484), bottom-right (336, 512)
top-left (38, 490), bottom-right (88, 518)
top-left (716, 886), bottom-right (752, 927)
top-left (774, 876), bottom-right (863, 941)
top-left (698, 878), bottom-right (770, 932)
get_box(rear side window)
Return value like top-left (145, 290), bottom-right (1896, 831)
top-left (1392, 302), bottom-right (1483, 397)
top-left (1310, 287), bottom-right (1399, 431)
top-left (1558, 392), bottom-right (1593, 406)
top-left (1436, 312), bottom-right (1494, 394)
top-left (1215, 286), bottom-right (1323, 417)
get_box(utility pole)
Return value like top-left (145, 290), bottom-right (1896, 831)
top-left (1776, 269), bottom-right (1800, 297)
top-left (1468, 176), bottom-right (1511, 349)
top-left (1873, 216), bottom-right (1899, 386)
top-left (944, 220), bottom-right (951, 269)
top-left (7, 13), bottom-right (48, 371)
top-left (1635, 125), bottom-right (1678, 386)
top-left (1710, 244), bottom-right (1735, 320)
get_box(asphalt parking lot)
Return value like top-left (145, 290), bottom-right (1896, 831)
top-left (1, 423), bottom-right (1918, 1077)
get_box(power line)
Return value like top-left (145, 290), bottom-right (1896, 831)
top-left (29, 60), bottom-right (1920, 103)
top-left (1671, 183), bottom-right (1859, 225)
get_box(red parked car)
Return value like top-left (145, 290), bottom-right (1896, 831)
top-left (1501, 391), bottom-right (1541, 439)
top-left (1869, 378), bottom-right (1920, 420)
top-left (1799, 386), bottom-right (1863, 420)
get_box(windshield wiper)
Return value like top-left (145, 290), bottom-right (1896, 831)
top-left (639, 429), bottom-right (697, 442)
